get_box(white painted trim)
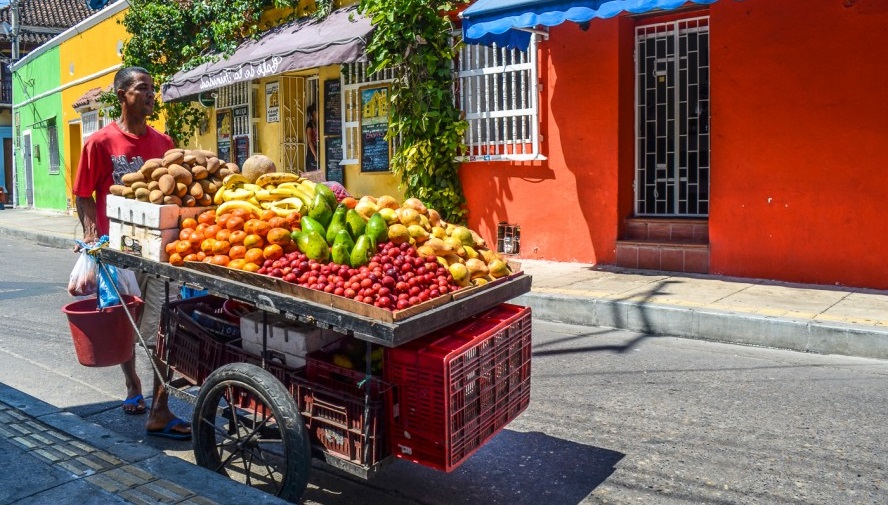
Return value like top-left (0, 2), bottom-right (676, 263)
top-left (15, 64), bottom-right (121, 109)
top-left (10, 0), bottom-right (131, 71)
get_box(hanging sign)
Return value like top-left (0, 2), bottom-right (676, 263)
top-left (266, 81), bottom-right (280, 123)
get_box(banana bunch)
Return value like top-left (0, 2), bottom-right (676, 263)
top-left (213, 172), bottom-right (318, 217)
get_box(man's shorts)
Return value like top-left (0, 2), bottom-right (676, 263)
top-left (135, 272), bottom-right (181, 349)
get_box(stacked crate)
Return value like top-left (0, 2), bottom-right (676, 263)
top-left (106, 195), bottom-right (209, 262)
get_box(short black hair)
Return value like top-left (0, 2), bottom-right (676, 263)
top-left (307, 103), bottom-right (317, 114)
top-left (114, 66), bottom-right (150, 93)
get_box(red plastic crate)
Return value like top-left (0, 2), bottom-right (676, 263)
top-left (158, 295), bottom-right (232, 384)
top-left (289, 374), bottom-right (387, 466)
top-left (306, 352), bottom-right (385, 397)
top-left (384, 303), bottom-right (532, 472)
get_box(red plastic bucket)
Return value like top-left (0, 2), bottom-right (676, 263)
top-left (62, 295), bottom-right (144, 367)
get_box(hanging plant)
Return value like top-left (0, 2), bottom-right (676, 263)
top-left (358, 0), bottom-right (469, 224)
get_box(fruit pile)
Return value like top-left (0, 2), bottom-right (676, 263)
top-left (164, 160), bottom-right (514, 310)
top-left (110, 148), bottom-right (239, 207)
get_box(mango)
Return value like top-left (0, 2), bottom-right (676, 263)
top-left (366, 213), bottom-right (389, 246)
top-left (296, 230), bottom-right (330, 262)
top-left (314, 183), bottom-right (338, 210)
top-left (300, 216), bottom-right (326, 238)
top-left (345, 209), bottom-right (367, 239)
top-left (350, 234), bottom-right (374, 268)
top-left (308, 193), bottom-right (333, 229)
top-left (326, 204), bottom-right (348, 244)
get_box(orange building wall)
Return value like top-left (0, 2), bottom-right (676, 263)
top-left (461, 0), bottom-right (888, 289)
top-left (709, 0), bottom-right (888, 288)
top-left (460, 20), bottom-right (623, 263)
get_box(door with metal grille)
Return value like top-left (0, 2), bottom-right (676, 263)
top-left (279, 76), bottom-right (318, 174)
top-left (635, 17), bottom-right (710, 217)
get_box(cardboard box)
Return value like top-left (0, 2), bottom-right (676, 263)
top-left (240, 311), bottom-right (343, 369)
top-left (108, 219), bottom-right (178, 262)
top-left (106, 195), bottom-right (209, 230)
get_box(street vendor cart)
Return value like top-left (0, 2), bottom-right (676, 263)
top-left (97, 247), bottom-right (533, 502)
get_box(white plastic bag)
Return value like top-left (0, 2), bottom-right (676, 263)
top-left (68, 247), bottom-right (98, 297)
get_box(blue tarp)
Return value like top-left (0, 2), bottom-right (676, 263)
top-left (461, 0), bottom-right (720, 50)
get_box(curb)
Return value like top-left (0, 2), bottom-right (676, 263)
top-left (0, 225), bottom-right (76, 251)
top-left (515, 292), bottom-right (888, 360)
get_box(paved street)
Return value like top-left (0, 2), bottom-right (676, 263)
top-left (2, 236), bottom-right (888, 504)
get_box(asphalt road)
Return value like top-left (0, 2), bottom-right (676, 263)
top-left (1, 236), bottom-right (887, 504)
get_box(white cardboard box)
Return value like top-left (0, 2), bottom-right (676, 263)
top-left (108, 219), bottom-right (178, 262)
top-left (240, 312), bottom-right (343, 369)
top-left (106, 195), bottom-right (209, 230)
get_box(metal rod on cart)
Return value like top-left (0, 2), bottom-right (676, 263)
top-left (97, 261), bottom-right (167, 386)
top-left (362, 342), bottom-right (372, 464)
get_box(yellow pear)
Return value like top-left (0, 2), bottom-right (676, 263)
top-left (397, 207), bottom-right (422, 227)
top-left (480, 249), bottom-right (498, 263)
top-left (402, 197), bottom-right (427, 214)
top-left (388, 224), bottom-right (411, 244)
top-left (448, 263), bottom-right (469, 287)
top-left (451, 226), bottom-right (475, 246)
top-left (463, 245), bottom-right (479, 260)
top-left (488, 258), bottom-right (510, 278)
top-left (376, 195), bottom-right (400, 210)
top-left (443, 236), bottom-right (466, 257)
top-left (431, 226), bottom-right (447, 239)
top-left (416, 245), bottom-right (436, 258)
top-left (407, 224), bottom-right (430, 244)
top-left (378, 207), bottom-right (398, 225)
top-left (465, 258), bottom-right (489, 279)
top-left (427, 208), bottom-right (442, 226)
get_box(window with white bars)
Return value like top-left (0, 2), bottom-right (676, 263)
top-left (81, 111), bottom-right (99, 143)
top-left (47, 117), bottom-right (60, 174)
top-left (456, 36), bottom-right (543, 161)
top-left (216, 82), bottom-right (252, 137)
top-left (340, 62), bottom-right (396, 166)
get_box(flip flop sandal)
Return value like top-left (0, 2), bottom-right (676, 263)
top-left (122, 394), bottom-right (146, 415)
top-left (146, 418), bottom-right (191, 441)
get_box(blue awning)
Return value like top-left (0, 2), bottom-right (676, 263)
top-left (461, 0), bottom-right (720, 50)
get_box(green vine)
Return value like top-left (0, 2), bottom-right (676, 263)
top-left (101, 0), bottom-right (305, 145)
top-left (358, 0), bottom-right (469, 224)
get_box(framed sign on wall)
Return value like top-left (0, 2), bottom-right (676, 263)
top-left (359, 84), bottom-right (390, 173)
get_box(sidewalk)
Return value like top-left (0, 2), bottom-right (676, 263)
top-left (1, 205), bottom-right (887, 361)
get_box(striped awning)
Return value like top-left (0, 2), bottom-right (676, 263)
top-left (461, 0), bottom-right (720, 50)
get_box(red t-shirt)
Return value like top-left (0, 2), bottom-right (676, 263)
top-left (73, 122), bottom-right (173, 236)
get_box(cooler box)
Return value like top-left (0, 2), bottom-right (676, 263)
top-left (108, 219), bottom-right (178, 262)
top-left (239, 311), bottom-right (343, 369)
top-left (106, 195), bottom-right (208, 229)
top-left (385, 303), bottom-right (532, 472)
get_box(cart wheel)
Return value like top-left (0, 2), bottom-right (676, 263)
top-left (192, 362), bottom-right (310, 501)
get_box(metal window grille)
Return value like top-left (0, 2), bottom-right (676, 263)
top-left (47, 117), bottom-right (60, 174)
top-left (457, 37), bottom-right (542, 162)
top-left (81, 111), bottom-right (99, 143)
top-left (496, 222), bottom-right (520, 254)
top-left (634, 17), bottom-right (710, 217)
top-left (340, 62), bottom-right (396, 165)
top-left (278, 75), bottom-right (319, 174)
top-left (1, 62), bottom-right (11, 104)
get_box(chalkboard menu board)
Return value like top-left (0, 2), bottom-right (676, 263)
top-left (323, 80), bottom-right (342, 136)
top-left (234, 136), bottom-right (249, 168)
top-left (325, 136), bottom-right (343, 184)
top-left (217, 141), bottom-right (231, 163)
top-left (360, 85), bottom-right (390, 173)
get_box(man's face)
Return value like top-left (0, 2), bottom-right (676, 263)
top-left (118, 73), bottom-right (156, 117)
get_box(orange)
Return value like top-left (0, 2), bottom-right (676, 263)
top-left (215, 228), bottom-right (232, 243)
top-left (230, 208), bottom-right (253, 220)
top-left (200, 238), bottom-right (217, 253)
top-left (196, 223), bottom-right (209, 234)
top-left (210, 255), bottom-right (230, 266)
top-left (227, 258), bottom-right (247, 270)
top-left (283, 241), bottom-right (299, 253)
top-left (196, 251), bottom-right (207, 261)
top-left (285, 211), bottom-right (301, 228)
top-left (243, 234), bottom-right (264, 249)
top-left (260, 209), bottom-right (277, 221)
top-left (243, 219), bottom-right (260, 235)
top-left (263, 244), bottom-right (284, 260)
top-left (212, 240), bottom-right (231, 255)
top-left (204, 224), bottom-right (222, 239)
top-left (175, 240), bottom-right (193, 255)
top-left (253, 220), bottom-right (271, 237)
top-left (341, 197), bottom-right (358, 209)
top-left (183, 253), bottom-right (199, 262)
top-left (226, 216), bottom-right (246, 231)
top-left (244, 248), bottom-right (265, 265)
top-left (228, 245), bottom-right (247, 260)
top-left (168, 253), bottom-right (184, 266)
top-left (228, 230), bottom-right (247, 245)
top-left (181, 217), bottom-right (198, 230)
top-left (215, 212), bottom-right (232, 226)
top-left (242, 262), bottom-right (261, 273)
top-left (266, 217), bottom-right (288, 230)
top-left (165, 241), bottom-right (179, 254)
top-left (197, 210), bottom-right (216, 225)
top-left (266, 227), bottom-right (292, 246)
top-left (202, 256), bottom-right (213, 263)
top-left (188, 231), bottom-right (205, 246)
top-left (179, 228), bottom-right (193, 241)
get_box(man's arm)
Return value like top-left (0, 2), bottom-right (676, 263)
top-left (75, 195), bottom-right (99, 245)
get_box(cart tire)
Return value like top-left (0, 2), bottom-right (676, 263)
top-left (192, 362), bottom-right (310, 502)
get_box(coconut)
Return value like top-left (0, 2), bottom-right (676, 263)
top-left (241, 154), bottom-right (277, 183)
